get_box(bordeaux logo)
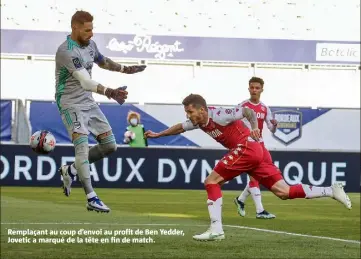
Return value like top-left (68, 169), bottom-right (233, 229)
top-left (73, 122), bottom-right (81, 129)
top-left (272, 110), bottom-right (302, 145)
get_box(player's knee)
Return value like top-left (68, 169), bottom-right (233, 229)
top-left (275, 191), bottom-right (289, 200)
top-left (72, 132), bottom-right (86, 142)
top-left (271, 186), bottom-right (289, 200)
top-left (73, 134), bottom-right (88, 151)
top-left (204, 177), bottom-right (219, 186)
top-left (279, 194), bottom-right (289, 200)
top-left (107, 142), bottom-right (118, 153)
top-left (203, 181), bottom-right (222, 189)
top-left (204, 178), bottom-right (214, 186)
top-left (204, 171), bottom-right (224, 186)
top-left (97, 131), bottom-right (117, 153)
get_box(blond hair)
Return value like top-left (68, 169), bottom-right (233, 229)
top-left (127, 111), bottom-right (141, 123)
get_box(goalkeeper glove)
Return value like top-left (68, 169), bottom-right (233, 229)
top-left (105, 86), bottom-right (128, 105)
top-left (122, 65), bottom-right (147, 74)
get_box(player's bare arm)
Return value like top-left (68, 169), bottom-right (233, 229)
top-left (242, 107), bottom-right (261, 140)
top-left (269, 119), bottom-right (278, 133)
top-left (268, 118), bottom-right (278, 133)
top-left (97, 57), bottom-right (147, 74)
top-left (145, 123), bottom-right (185, 139)
top-left (265, 106), bottom-right (278, 133)
top-left (97, 57), bottom-right (123, 72)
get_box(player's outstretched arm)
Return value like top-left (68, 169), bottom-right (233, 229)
top-left (144, 123), bottom-right (185, 139)
top-left (97, 57), bottom-right (146, 74)
top-left (72, 69), bottom-right (128, 105)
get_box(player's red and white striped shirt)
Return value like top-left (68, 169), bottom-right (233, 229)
top-left (182, 106), bottom-right (254, 150)
top-left (239, 99), bottom-right (275, 142)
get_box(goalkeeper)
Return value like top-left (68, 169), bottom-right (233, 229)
top-left (55, 10), bottom-right (146, 213)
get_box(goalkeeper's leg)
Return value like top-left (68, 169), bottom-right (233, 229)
top-left (59, 130), bottom-right (117, 197)
top-left (70, 133), bottom-right (110, 213)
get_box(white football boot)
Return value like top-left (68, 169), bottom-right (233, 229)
top-left (256, 210), bottom-right (276, 219)
top-left (331, 183), bottom-right (352, 209)
top-left (87, 197), bottom-right (111, 213)
top-left (233, 197), bottom-right (246, 217)
top-left (193, 228), bottom-right (225, 241)
top-left (58, 165), bottom-right (74, 197)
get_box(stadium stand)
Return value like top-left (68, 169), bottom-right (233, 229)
top-left (1, 0), bottom-right (360, 107)
top-left (1, 0), bottom-right (360, 40)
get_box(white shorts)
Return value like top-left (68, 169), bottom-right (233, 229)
top-left (61, 105), bottom-right (112, 139)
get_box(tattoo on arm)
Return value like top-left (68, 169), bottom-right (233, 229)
top-left (98, 57), bottom-right (123, 72)
top-left (242, 108), bottom-right (258, 130)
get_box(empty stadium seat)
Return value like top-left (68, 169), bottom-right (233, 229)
top-left (1, 1), bottom-right (359, 108)
top-left (1, 0), bottom-right (359, 40)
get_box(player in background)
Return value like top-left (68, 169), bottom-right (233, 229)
top-left (234, 77), bottom-right (277, 219)
top-left (55, 11), bottom-right (146, 213)
top-left (145, 94), bottom-right (351, 241)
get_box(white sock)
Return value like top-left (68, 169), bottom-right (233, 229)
top-left (238, 183), bottom-right (250, 202)
top-left (207, 198), bottom-right (223, 233)
top-left (86, 191), bottom-right (97, 200)
top-left (302, 184), bottom-right (333, 199)
top-left (70, 164), bottom-right (78, 175)
top-left (249, 187), bottom-right (264, 213)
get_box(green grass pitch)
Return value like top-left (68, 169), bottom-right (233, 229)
top-left (1, 187), bottom-right (360, 259)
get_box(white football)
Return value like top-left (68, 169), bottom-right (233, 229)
top-left (124, 131), bottom-right (136, 140)
top-left (30, 130), bottom-right (56, 154)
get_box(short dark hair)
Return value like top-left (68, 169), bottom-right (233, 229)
top-left (71, 11), bottom-right (93, 26)
top-left (249, 77), bottom-right (264, 87)
top-left (182, 94), bottom-right (207, 109)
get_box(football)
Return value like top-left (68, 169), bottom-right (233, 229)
top-left (124, 130), bottom-right (136, 140)
top-left (30, 130), bottom-right (56, 154)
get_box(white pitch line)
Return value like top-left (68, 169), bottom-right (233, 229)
top-left (1, 223), bottom-right (360, 245)
top-left (223, 225), bottom-right (361, 245)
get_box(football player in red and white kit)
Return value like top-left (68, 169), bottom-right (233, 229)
top-left (145, 94), bottom-right (351, 241)
top-left (234, 77), bottom-right (277, 219)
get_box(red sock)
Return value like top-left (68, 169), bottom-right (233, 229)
top-left (205, 184), bottom-right (222, 201)
top-left (249, 179), bottom-right (260, 188)
top-left (289, 184), bottom-right (306, 199)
